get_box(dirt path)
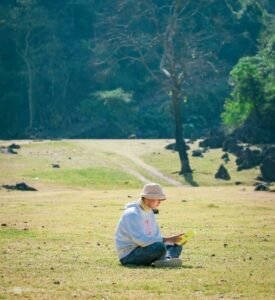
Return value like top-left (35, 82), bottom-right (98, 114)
top-left (80, 139), bottom-right (183, 186)
top-left (118, 164), bottom-right (151, 184)
top-left (119, 153), bottom-right (182, 186)
top-left (0, 139), bottom-right (182, 187)
top-left (78, 139), bottom-right (183, 186)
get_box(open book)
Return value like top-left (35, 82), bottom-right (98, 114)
top-left (178, 229), bottom-right (197, 245)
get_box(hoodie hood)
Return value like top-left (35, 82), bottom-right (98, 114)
top-left (124, 199), bottom-right (151, 212)
top-left (124, 201), bottom-right (139, 209)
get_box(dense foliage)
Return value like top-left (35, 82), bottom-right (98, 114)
top-left (0, 0), bottom-right (273, 139)
top-left (222, 11), bottom-right (275, 139)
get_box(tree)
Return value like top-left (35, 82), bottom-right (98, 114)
top-left (10, 0), bottom-right (54, 130)
top-left (93, 0), bottom-right (244, 174)
top-left (80, 88), bottom-right (136, 138)
top-left (0, 0), bottom-right (266, 140)
top-left (222, 35), bottom-right (275, 132)
top-left (8, 0), bottom-right (94, 135)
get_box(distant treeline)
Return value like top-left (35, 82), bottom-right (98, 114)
top-left (0, 0), bottom-right (274, 140)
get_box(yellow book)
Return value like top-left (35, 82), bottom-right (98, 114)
top-left (178, 229), bottom-right (197, 245)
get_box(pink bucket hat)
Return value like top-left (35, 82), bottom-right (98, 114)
top-left (140, 183), bottom-right (166, 200)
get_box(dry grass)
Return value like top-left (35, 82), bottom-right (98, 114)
top-left (0, 140), bottom-right (274, 299)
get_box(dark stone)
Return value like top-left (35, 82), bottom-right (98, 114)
top-left (7, 147), bottom-right (18, 154)
top-left (223, 137), bottom-right (244, 155)
top-left (0, 146), bottom-right (18, 154)
top-left (16, 183), bottom-right (37, 191)
top-left (254, 183), bottom-right (270, 191)
top-left (233, 124), bottom-right (274, 144)
top-left (222, 137), bottom-right (236, 151)
top-left (236, 148), bottom-right (262, 171)
top-left (192, 149), bottom-right (203, 157)
top-left (165, 143), bottom-right (176, 151)
top-left (52, 164), bottom-right (60, 168)
top-left (260, 157), bottom-right (275, 181)
top-left (199, 136), bottom-right (224, 149)
top-left (165, 142), bottom-right (190, 151)
top-left (235, 181), bottom-right (242, 185)
top-left (8, 143), bottom-right (21, 150)
top-left (232, 145), bottom-right (243, 156)
top-left (262, 146), bottom-right (275, 160)
top-left (221, 153), bottom-right (230, 163)
top-left (2, 182), bottom-right (37, 191)
top-left (215, 165), bottom-right (231, 180)
top-left (255, 175), bottom-right (264, 181)
top-left (222, 137), bottom-right (235, 151)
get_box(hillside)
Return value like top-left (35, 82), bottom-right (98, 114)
top-left (0, 139), bottom-right (263, 189)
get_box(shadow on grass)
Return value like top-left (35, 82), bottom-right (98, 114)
top-left (182, 172), bottom-right (199, 187)
top-left (182, 265), bottom-right (203, 269)
top-left (172, 170), bottom-right (199, 187)
top-left (119, 264), bottom-right (202, 269)
top-left (120, 264), bottom-right (151, 269)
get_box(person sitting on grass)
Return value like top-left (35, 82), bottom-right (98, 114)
top-left (115, 182), bottom-right (184, 267)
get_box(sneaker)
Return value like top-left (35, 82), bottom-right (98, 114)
top-left (152, 257), bottom-right (182, 268)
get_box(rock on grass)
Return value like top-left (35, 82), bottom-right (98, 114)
top-left (2, 182), bottom-right (37, 191)
top-left (215, 165), bottom-right (231, 180)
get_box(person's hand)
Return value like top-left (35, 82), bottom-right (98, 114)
top-left (163, 233), bottom-right (184, 244)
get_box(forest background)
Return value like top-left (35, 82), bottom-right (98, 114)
top-left (0, 0), bottom-right (274, 141)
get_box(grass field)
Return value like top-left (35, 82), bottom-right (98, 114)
top-left (0, 139), bottom-right (274, 299)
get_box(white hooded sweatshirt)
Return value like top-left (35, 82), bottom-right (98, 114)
top-left (115, 201), bottom-right (163, 259)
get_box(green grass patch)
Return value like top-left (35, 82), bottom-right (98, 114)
top-left (0, 228), bottom-right (37, 239)
top-left (26, 167), bottom-right (141, 189)
top-left (1, 139), bottom-right (261, 188)
top-left (142, 146), bottom-right (260, 186)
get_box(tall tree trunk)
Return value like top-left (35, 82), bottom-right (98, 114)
top-left (172, 89), bottom-right (192, 174)
top-left (25, 59), bottom-right (34, 129)
top-left (163, 0), bottom-right (192, 174)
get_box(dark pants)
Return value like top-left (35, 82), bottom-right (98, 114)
top-left (120, 242), bottom-right (183, 266)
